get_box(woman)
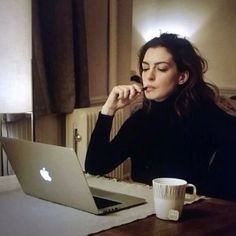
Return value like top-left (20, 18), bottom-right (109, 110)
top-left (85, 33), bottom-right (236, 200)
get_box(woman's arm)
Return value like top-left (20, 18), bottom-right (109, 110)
top-left (207, 102), bottom-right (236, 146)
top-left (205, 102), bottom-right (236, 200)
top-left (85, 84), bottom-right (144, 176)
top-left (85, 111), bottom-right (141, 175)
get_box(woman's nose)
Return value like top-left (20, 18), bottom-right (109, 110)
top-left (146, 68), bottom-right (155, 81)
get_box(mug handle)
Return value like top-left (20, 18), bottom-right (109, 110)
top-left (185, 183), bottom-right (197, 203)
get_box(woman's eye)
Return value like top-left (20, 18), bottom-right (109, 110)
top-left (142, 68), bottom-right (149, 72)
top-left (158, 67), bottom-right (168, 72)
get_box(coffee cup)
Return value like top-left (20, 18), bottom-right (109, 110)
top-left (152, 177), bottom-right (197, 221)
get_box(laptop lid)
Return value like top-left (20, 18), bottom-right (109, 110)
top-left (0, 137), bottom-right (145, 214)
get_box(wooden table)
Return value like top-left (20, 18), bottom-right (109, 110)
top-left (94, 198), bottom-right (236, 236)
top-left (1, 175), bottom-right (236, 235)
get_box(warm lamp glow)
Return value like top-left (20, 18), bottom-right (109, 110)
top-left (132, 1), bottom-right (214, 43)
top-left (142, 23), bottom-right (192, 42)
top-left (138, 17), bottom-right (194, 42)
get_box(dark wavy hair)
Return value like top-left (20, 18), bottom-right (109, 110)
top-left (138, 33), bottom-right (218, 116)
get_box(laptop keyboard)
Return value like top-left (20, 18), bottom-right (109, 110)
top-left (93, 196), bottom-right (121, 209)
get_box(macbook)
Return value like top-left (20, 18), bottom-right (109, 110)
top-left (0, 137), bottom-right (146, 215)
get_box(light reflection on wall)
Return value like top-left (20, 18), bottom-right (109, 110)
top-left (141, 22), bottom-right (192, 42)
top-left (132, 0), bottom-right (221, 42)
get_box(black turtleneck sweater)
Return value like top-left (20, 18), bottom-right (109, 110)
top-left (85, 97), bottom-right (236, 199)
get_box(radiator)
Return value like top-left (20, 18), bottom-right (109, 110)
top-left (1, 115), bottom-right (32, 140)
top-left (0, 114), bottom-right (32, 176)
top-left (65, 106), bottom-right (130, 180)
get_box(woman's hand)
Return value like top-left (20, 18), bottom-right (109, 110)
top-left (101, 84), bottom-right (143, 116)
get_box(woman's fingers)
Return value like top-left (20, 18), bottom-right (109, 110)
top-left (129, 84), bottom-right (142, 99)
top-left (102, 84), bottom-right (143, 116)
top-left (114, 85), bottom-right (142, 100)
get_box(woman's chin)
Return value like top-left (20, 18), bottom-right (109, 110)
top-left (145, 94), bottom-right (165, 101)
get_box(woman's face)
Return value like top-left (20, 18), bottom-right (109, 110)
top-left (142, 46), bottom-right (185, 101)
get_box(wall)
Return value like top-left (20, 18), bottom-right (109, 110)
top-left (191, 0), bottom-right (236, 89)
top-left (116, 0), bottom-right (133, 85)
top-left (84, 0), bottom-right (109, 104)
top-left (132, 0), bottom-right (236, 91)
top-left (0, 0), bottom-right (32, 113)
top-left (85, 0), bottom-right (133, 104)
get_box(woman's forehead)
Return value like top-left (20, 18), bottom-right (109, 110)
top-left (143, 47), bottom-right (173, 64)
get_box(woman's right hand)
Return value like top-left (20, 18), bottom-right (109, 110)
top-left (101, 84), bottom-right (143, 116)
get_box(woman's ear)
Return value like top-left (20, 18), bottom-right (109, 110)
top-left (178, 71), bottom-right (189, 85)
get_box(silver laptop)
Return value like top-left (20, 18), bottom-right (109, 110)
top-left (0, 137), bottom-right (146, 215)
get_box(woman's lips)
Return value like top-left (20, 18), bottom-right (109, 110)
top-left (144, 86), bottom-right (155, 92)
top-left (142, 87), bottom-right (148, 91)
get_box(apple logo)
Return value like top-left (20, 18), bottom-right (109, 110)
top-left (40, 167), bottom-right (52, 182)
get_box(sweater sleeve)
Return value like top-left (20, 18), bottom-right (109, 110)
top-left (205, 103), bottom-right (236, 200)
top-left (207, 102), bottom-right (236, 147)
top-left (85, 111), bottom-right (140, 175)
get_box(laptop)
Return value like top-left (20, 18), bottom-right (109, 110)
top-left (0, 137), bottom-right (146, 215)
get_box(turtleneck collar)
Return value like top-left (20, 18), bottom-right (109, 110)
top-left (149, 89), bottom-right (179, 111)
top-left (143, 90), bottom-right (182, 126)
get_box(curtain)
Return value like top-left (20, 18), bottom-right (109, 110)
top-left (32, 0), bottom-right (90, 117)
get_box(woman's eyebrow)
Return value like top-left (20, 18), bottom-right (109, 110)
top-left (142, 61), bottom-right (170, 66)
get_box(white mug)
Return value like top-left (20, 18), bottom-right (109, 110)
top-left (152, 178), bottom-right (197, 221)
